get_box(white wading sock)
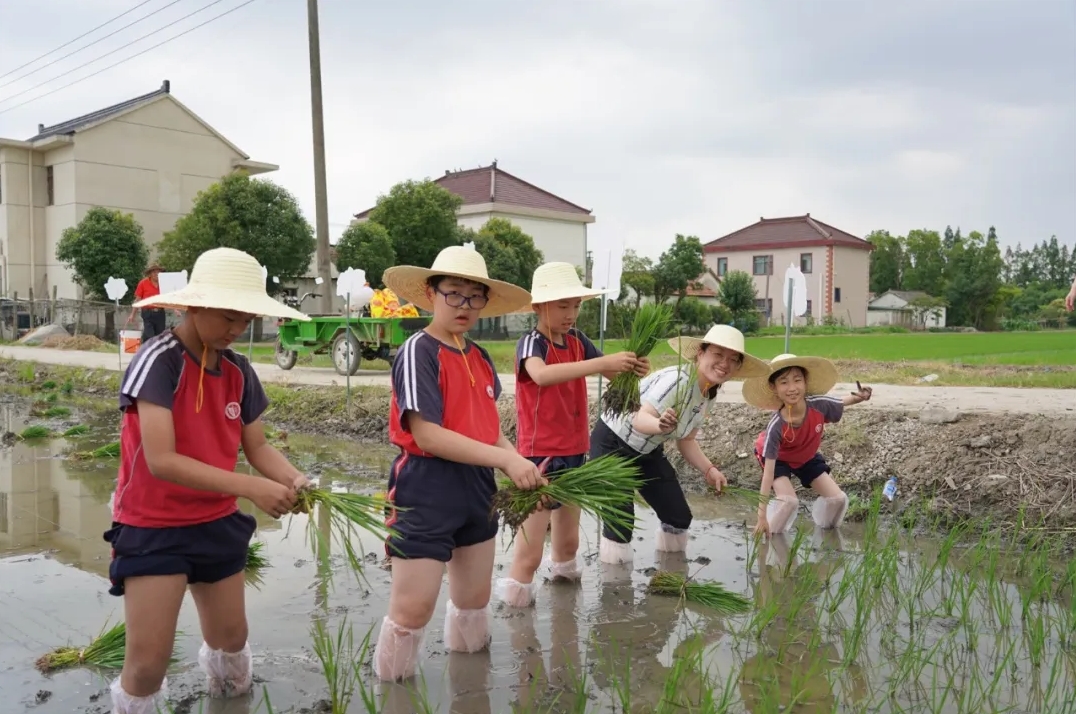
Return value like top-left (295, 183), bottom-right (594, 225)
top-left (109, 677), bottom-right (168, 714)
top-left (198, 642), bottom-right (253, 698)
top-left (373, 616), bottom-right (425, 681)
top-left (766, 496), bottom-right (800, 534)
top-left (654, 524), bottom-right (689, 553)
top-left (544, 557), bottom-right (582, 581)
top-left (599, 536), bottom-right (634, 565)
top-left (494, 577), bottom-right (538, 608)
top-left (444, 600), bottom-right (491, 653)
top-left (812, 494), bottom-right (849, 529)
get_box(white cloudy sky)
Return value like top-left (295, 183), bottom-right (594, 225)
top-left (1, 0), bottom-right (1073, 258)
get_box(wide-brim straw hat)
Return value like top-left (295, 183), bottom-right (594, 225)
top-left (382, 245), bottom-right (532, 318)
top-left (530, 262), bottom-right (604, 305)
top-left (741, 353), bottom-right (840, 410)
top-left (667, 324), bottom-right (769, 379)
top-left (145, 262), bottom-right (163, 275)
top-left (133, 247), bottom-right (310, 321)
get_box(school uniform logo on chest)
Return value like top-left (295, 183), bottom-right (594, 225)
top-left (815, 424), bottom-right (823, 433)
top-left (486, 385), bottom-right (494, 399)
top-left (225, 401), bottom-right (242, 420)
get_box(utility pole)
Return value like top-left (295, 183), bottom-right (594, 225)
top-left (307, 0), bottom-right (333, 315)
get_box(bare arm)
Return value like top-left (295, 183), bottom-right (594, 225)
top-left (759, 458), bottom-right (777, 509)
top-left (525, 355), bottom-right (613, 388)
top-left (410, 412), bottom-right (514, 471)
top-left (242, 419), bottom-right (307, 488)
top-left (631, 402), bottom-right (669, 436)
top-left (675, 429), bottom-right (713, 475)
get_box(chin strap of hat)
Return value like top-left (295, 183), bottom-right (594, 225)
top-left (451, 334), bottom-right (476, 387)
top-left (196, 343), bottom-right (208, 413)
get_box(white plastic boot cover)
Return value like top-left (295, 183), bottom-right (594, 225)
top-left (109, 677), bottom-right (168, 714)
top-left (766, 496), bottom-right (799, 534)
top-left (494, 577), bottom-right (537, 608)
top-left (599, 536), bottom-right (634, 565)
top-left (373, 616), bottom-right (425, 681)
top-left (198, 641), bottom-right (253, 698)
top-left (812, 494), bottom-right (849, 529)
top-left (545, 557), bottom-right (582, 581)
top-left (444, 600), bottom-right (491, 653)
top-left (655, 524), bottom-right (689, 552)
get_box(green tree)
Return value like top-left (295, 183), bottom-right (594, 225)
top-left (620, 249), bottom-right (655, 309)
top-left (652, 234), bottom-right (705, 307)
top-left (473, 218), bottom-right (543, 288)
top-left (675, 297), bottom-right (712, 334)
top-left (944, 228), bottom-right (1004, 329)
top-left (718, 269), bottom-right (759, 332)
top-left (866, 229), bottom-right (903, 294)
top-left (368, 179), bottom-right (463, 269)
top-left (56, 207), bottom-right (149, 303)
top-left (901, 229), bottom-right (946, 296)
top-left (335, 221), bottom-right (395, 288)
top-left (157, 172), bottom-right (314, 292)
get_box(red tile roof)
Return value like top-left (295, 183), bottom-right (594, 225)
top-left (354, 162), bottom-right (592, 219)
top-left (703, 214), bottom-right (873, 253)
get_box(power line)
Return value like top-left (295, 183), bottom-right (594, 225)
top-left (0, 0), bottom-right (259, 118)
top-left (0, 0), bottom-right (157, 81)
top-left (0, 0), bottom-right (230, 106)
top-left (0, 0), bottom-right (190, 91)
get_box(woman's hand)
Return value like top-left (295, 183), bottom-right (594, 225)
top-left (753, 512), bottom-right (770, 539)
top-left (657, 408), bottom-right (679, 434)
top-left (705, 466), bottom-right (727, 492)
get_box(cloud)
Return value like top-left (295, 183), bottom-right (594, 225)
top-left (0, 0), bottom-right (1071, 258)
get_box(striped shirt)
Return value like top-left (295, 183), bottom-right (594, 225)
top-left (600, 365), bottom-right (714, 455)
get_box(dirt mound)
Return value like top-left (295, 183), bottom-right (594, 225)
top-left (39, 335), bottom-right (110, 351)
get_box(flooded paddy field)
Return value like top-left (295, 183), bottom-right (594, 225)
top-left (1, 402), bottom-right (1074, 713)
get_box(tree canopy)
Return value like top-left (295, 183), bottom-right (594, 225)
top-left (652, 234), bottom-right (706, 306)
top-left (367, 179), bottom-right (463, 269)
top-left (55, 207), bottom-right (148, 303)
top-left (469, 218), bottom-right (544, 288)
top-left (335, 221), bottom-right (395, 288)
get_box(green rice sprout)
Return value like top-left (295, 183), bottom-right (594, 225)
top-left (62, 425), bottom-right (90, 437)
top-left (600, 303), bottom-right (674, 417)
top-left (245, 541), bottom-right (270, 589)
top-left (19, 425), bottom-right (51, 440)
top-left (41, 380), bottom-right (57, 390)
top-left (293, 486), bottom-right (396, 573)
top-left (490, 454), bottom-right (643, 534)
top-left (43, 406), bottom-right (71, 418)
top-left (71, 441), bottom-right (121, 460)
top-left (647, 570), bottom-right (752, 616)
top-left (61, 380), bottom-right (74, 395)
top-left (35, 621), bottom-right (180, 673)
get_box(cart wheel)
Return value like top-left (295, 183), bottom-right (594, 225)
top-left (331, 331), bottom-right (361, 376)
top-left (274, 338), bottom-right (297, 370)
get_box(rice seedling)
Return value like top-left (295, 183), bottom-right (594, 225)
top-left (599, 303), bottom-right (673, 417)
top-left (61, 424), bottom-right (89, 437)
top-left (44, 391), bottom-right (59, 403)
top-left (309, 616), bottom-right (370, 714)
top-left (245, 541), bottom-right (270, 589)
top-left (292, 484), bottom-right (394, 573)
top-left (18, 363), bottom-right (35, 382)
top-left (647, 570), bottom-right (752, 616)
top-left (43, 405), bottom-right (70, 418)
top-left (41, 379), bottom-right (57, 390)
top-left (61, 379), bottom-right (73, 395)
top-left (35, 621), bottom-right (179, 673)
top-left (490, 454), bottom-right (642, 536)
top-left (18, 425), bottom-right (51, 440)
top-left (70, 441), bottom-right (121, 460)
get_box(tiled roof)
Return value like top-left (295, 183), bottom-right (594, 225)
top-left (704, 214), bottom-right (873, 253)
top-left (28, 80), bottom-right (171, 142)
top-left (354, 162), bottom-right (592, 219)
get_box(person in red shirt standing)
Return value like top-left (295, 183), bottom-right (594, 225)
top-left (375, 245), bottom-right (546, 681)
top-left (496, 262), bottom-right (647, 608)
top-left (106, 247), bottom-right (312, 714)
top-left (134, 263), bottom-right (167, 341)
top-left (743, 354), bottom-right (873, 538)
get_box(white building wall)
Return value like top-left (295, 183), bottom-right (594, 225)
top-left (457, 210), bottom-right (587, 270)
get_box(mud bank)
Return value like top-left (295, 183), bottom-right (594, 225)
top-left (3, 361), bottom-right (1074, 532)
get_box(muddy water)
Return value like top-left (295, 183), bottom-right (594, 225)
top-left (1, 407), bottom-right (1073, 713)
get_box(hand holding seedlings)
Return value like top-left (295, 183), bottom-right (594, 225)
top-left (633, 355), bottom-right (652, 377)
top-left (602, 351), bottom-right (644, 374)
top-left (504, 453), bottom-right (549, 491)
top-left (657, 408), bottom-right (679, 434)
top-left (753, 510), bottom-right (770, 539)
top-left (248, 478), bottom-right (298, 519)
top-left (704, 465), bottom-right (727, 492)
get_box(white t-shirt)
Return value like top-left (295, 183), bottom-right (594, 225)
top-left (601, 365), bottom-right (715, 455)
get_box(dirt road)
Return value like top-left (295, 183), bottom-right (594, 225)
top-left (1, 344), bottom-right (1069, 415)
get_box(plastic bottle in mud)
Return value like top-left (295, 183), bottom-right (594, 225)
top-left (882, 476), bottom-right (898, 502)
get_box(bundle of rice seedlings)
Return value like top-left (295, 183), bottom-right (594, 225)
top-left (647, 571), bottom-right (752, 616)
top-left (62, 424), bottom-right (89, 437)
top-left (19, 425), bottom-right (51, 440)
top-left (35, 622), bottom-right (180, 673)
top-left (245, 541), bottom-right (270, 589)
top-left (70, 441), bottom-right (121, 461)
top-left (490, 454), bottom-right (643, 534)
top-left (600, 303), bottom-right (674, 417)
top-left (292, 485), bottom-right (397, 572)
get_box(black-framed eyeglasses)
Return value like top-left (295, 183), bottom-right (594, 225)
top-left (436, 288), bottom-right (489, 310)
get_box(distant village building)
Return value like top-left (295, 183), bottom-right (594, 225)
top-left (868, 290), bottom-right (948, 328)
top-left (702, 214), bottom-right (874, 327)
top-left (0, 80), bottom-right (277, 300)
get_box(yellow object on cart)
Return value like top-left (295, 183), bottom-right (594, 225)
top-left (370, 288), bottom-right (419, 318)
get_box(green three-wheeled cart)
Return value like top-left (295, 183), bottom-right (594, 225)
top-left (274, 314), bottom-right (429, 375)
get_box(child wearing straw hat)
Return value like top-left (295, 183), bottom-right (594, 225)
top-left (742, 354), bottom-right (873, 537)
top-left (496, 262), bottom-right (648, 608)
top-left (105, 247), bottom-right (313, 714)
top-left (591, 324), bottom-right (770, 565)
top-left (375, 245), bottom-right (548, 681)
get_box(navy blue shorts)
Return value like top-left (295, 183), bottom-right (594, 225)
top-left (527, 454), bottom-right (586, 511)
top-left (103, 511), bottom-right (256, 597)
top-left (385, 453), bottom-right (499, 562)
top-left (754, 449), bottom-right (832, 488)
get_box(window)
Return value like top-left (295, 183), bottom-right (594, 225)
top-left (717, 257), bottom-right (727, 276)
top-left (754, 298), bottom-right (773, 315)
top-left (834, 287), bottom-right (842, 303)
top-left (800, 253), bottom-right (813, 273)
top-left (806, 299), bottom-right (812, 315)
top-left (46, 165), bottom-right (54, 206)
top-left (752, 255), bottom-right (773, 276)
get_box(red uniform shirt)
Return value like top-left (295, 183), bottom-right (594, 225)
top-left (389, 331), bottom-right (502, 456)
top-left (115, 331), bottom-right (269, 528)
top-left (514, 328), bottom-right (601, 457)
top-left (135, 277), bottom-right (161, 301)
top-left (755, 395), bottom-right (844, 468)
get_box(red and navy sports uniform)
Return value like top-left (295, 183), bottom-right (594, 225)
top-left (386, 331), bottom-right (503, 562)
top-left (103, 331), bottom-right (267, 596)
top-left (753, 395), bottom-right (844, 487)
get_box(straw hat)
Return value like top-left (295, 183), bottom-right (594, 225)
top-left (741, 353), bottom-right (840, 410)
top-left (530, 262), bottom-right (604, 305)
top-left (145, 263), bottom-right (163, 276)
top-left (668, 324), bottom-right (769, 379)
top-left (382, 245), bottom-right (532, 318)
top-left (133, 247), bottom-right (310, 321)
